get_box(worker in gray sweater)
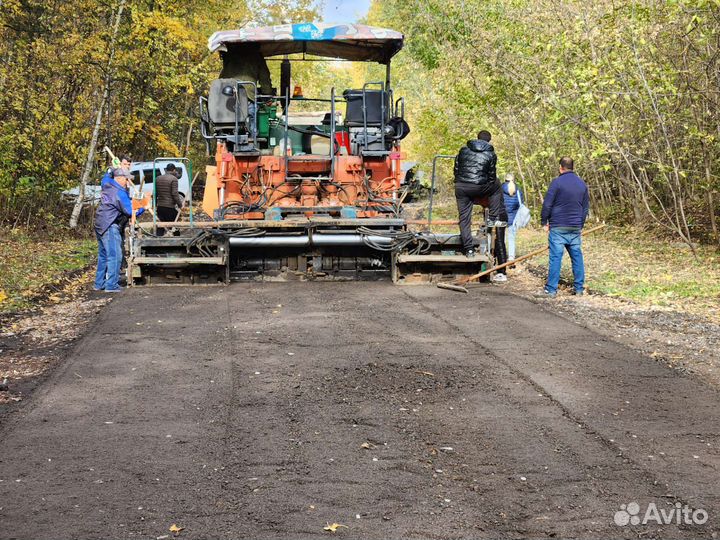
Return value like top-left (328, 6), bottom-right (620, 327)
top-left (155, 163), bottom-right (184, 234)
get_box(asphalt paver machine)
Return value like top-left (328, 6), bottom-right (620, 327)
top-left (128, 23), bottom-right (491, 284)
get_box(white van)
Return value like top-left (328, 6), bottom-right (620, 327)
top-left (63, 160), bottom-right (191, 204)
top-left (130, 161), bottom-right (191, 200)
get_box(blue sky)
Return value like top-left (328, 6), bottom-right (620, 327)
top-left (321, 0), bottom-right (371, 23)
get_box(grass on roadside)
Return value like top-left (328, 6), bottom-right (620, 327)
top-left (0, 228), bottom-right (95, 313)
top-left (409, 198), bottom-right (720, 317)
top-left (515, 226), bottom-right (720, 315)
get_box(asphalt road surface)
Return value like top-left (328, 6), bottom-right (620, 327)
top-left (0, 283), bottom-right (718, 539)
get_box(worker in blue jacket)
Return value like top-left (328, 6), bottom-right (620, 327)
top-left (94, 164), bottom-right (146, 292)
top-left (539, 157), bottom-right (590, 298)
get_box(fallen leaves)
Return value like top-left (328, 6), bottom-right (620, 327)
top-left (323, 522), bottom-right (348, 533)
top-left (0, 232), bottom-right (96, 314)
top-left (2, 297), bottom-right (109, 346)
top-left (0, 393), bottom-right (22, 405)
top-left (517, 226), bottom-right (720, 321)
top-left (0, 288), bottom-right (110, 407)
top-left (169, 523), bottom-right (184, 534)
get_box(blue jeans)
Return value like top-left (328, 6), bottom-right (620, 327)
top-left (507, 223), bottom-right (517, 260)
top-left (546, 227), bottom-right (584, 294)
top-left (94, 224), bottom-right (123, 291)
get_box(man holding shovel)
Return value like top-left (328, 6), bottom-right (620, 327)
top-left (538, 157), bottom-right (590, 298)
top-left (94, 166), bottom-right (149, 292)
top-left (437, 156), bottom-right (599, 294)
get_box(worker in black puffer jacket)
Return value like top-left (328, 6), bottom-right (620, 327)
top-left (453, 130), bottom-right (508, 281)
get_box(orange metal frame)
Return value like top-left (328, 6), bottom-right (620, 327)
top-left (212, 142), bottom-right (404, 220)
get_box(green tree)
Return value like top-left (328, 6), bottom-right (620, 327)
top-left (0, 0), bottom-right (320, 226)
top-left (369, 0), bottom-right (720, 246)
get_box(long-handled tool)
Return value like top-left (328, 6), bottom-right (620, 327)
top-left (168, 171), bottom-right (198, 228)
top-left (437, 223), bottom-right (606, 293)
top-left (103, 146), bottom-right (121, 169)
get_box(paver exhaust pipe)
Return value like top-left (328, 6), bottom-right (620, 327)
top-left (228, 234), bottom-right (394, 248)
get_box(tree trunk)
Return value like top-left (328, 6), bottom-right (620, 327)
top-left (709, 189), bottom-right (718, 243)
top-left (703, 155), bottom-right (718, 244)
top-left (69, 0), bottom-right (126, 228)
top-left (69, 94), bottom-right (107, 228)
top-left (183, 122), bottom-right (193, 157)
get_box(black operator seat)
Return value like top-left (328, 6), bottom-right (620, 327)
top-left (208, 78), bottom-right (249, 130)
top-left (343, 89), bottom-right (390, 127)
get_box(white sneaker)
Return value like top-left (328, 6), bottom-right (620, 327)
top-left (492, 273), bottom-right (508, 283)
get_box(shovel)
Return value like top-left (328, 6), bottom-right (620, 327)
top-left (437, 223), bottom-right (606, 293)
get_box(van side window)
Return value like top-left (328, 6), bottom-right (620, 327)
top-left (140, 169), bottom-right (163, 183)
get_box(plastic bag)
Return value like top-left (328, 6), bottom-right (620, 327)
top-left (513, 189), bottom-right (531, 228)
